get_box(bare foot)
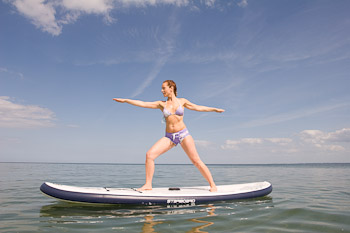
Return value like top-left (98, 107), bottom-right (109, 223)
top-left (210, 186), bottom-right (217, 192)
top-left (137, 184), bottom-right (152, 191)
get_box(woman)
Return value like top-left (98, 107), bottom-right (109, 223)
top-left (113, 80), bottom-right (224, 192)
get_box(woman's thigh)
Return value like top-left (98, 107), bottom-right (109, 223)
top-left (147, 137), bottom-right (175, 160)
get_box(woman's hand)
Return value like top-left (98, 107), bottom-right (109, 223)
top-left (215, 108), bottom-right (225, 113)
top-left (113, 98), bottom-right (126, 103)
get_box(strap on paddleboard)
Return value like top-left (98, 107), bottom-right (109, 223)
top-left (132, 188), bottom-right (143, 193)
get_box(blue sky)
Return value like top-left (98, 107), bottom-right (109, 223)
top-left (1, 0), bottom-right (349, 164)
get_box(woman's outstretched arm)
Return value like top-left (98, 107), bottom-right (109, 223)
top-left (113, 98), bottom-right (162, 109)
top-left (183, 98), bottom-right (225, 113)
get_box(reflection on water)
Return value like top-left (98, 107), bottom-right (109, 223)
top-left (40, 198), bottom-right (273, 232)
top-left (187, 205), bottom-right (216, 233)
top-left (142, 215), bottom-right (163, 233)
top-left (40, 202), bottom-right (200, 219)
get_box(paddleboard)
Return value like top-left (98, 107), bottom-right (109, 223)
top-left (40, 181), bottom-right (272, 205)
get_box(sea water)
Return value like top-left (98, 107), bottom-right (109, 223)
top-left (0, 162), bottom-right (349, 232)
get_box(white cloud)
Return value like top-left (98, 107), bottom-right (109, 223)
top-left (222, 137), bottom-right (286, 150)
top-left (12, 0), bottom-right (62, 36)
top-left (299, 128), bottom-right (350, 151)
top-left (62, 0), bottom-right (113, 14)
top-left (10, 0), bottom-right (115, 36)
top-left (265, 138), bottom-right (293, 145)
top-left (299, 130), bottom-right (325, 144)
top-left (202, 0), bottom-right (215, 7)
top-left (0, 67), bottom-right (24, 79)
top-left (237, 0), bottom-right (247, 8)
top-left (221, 140), bottom-right (240, 150)
top-left (9, 0), bottom-right (236, 36)
top-left (0, 96), bottom-right (56, 128)
top-left (222, 137), bottom-right (264, 150)
top-left (240, 138), bottom-right (263, 144)
top-left (327, 128), bottom-right (350, 143)
top-left (61, 0), bottom-right (115, 24)
top-left (118, 0), bottom-right (189, 7)
top-left (222, 128), bottom-right (349, 153)
top-left (195, 140), bottom-right (213, 148)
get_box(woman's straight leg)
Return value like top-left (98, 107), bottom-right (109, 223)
top-left (180, 135), bottom-right (217, 192)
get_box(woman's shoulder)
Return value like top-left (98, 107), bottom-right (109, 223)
top-left (178, 98), bottom-right (189, 104)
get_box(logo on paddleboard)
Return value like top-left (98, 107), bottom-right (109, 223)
top-left (167, 199), bottom-right (196, 205)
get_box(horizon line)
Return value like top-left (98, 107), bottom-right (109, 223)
top-left (1, 161), bottom-right (349, 166)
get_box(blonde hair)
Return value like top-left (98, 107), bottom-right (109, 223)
top-left (163, 80), bottom-right (177, 96)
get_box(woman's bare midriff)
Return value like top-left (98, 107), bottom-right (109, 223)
top-left (165, 116), bottom-right (186, 133)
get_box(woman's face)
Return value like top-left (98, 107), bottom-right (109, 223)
top-left (161, 82), bottom-right (173, 97)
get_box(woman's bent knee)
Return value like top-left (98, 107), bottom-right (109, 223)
top-left (146, 151), bottom-right (155, 161)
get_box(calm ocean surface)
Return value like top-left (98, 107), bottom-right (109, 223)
top-left (0, 162), bottom-right (349, 232)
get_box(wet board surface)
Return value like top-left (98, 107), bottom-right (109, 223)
top-left (40, 181), bottom-right (272, 205)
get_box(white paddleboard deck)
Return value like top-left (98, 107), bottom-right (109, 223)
top-left (40, 181), bottom-right (272, 205)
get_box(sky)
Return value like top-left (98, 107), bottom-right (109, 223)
top-left (1, 0), bottom-right (350, 164)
